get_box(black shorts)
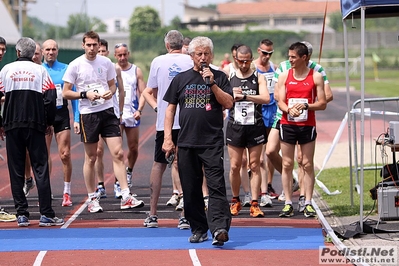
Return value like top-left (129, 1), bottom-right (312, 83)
top-left (154, 129), bottom-right (179, 164)
top-left (226, 122), bottom-right (266, 148)
top-left (279, 124), bottom-right (317, 145)
top-left (80, 107), bottom-right (121, 143)
top-left (53, 106), bottom-right (71, 134)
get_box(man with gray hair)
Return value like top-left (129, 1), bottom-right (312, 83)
top-left (0, 36), bottom-right (18, 223)
top-left (142, 30), bottom-right (193, 229)
top-left (0, 37), bottom-right (64, 227)
top-left (162, 36), bottom-right (233, 246)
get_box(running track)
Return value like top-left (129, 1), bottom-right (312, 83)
top-left (0, 100), bottom-right (347, 266)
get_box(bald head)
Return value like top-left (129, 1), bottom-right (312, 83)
top-left (42, 39), bottom-right (59, 65)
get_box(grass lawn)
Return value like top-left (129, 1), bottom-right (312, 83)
top-left (315, 166), bottom-right (383, 217)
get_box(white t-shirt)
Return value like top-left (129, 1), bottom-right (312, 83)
top-left (63, 55), bottom-right (116, 114)
top-left (147, 53), bottom-right (193, 131)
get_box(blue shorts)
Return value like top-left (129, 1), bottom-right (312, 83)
top-left (262, 102), bottom-right (277, 128)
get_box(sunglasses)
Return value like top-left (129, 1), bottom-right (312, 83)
top-left (259, 48), bottom-right (274, 56)
top-left (235, 57), bottom-right (253, 64)
top-left (115, 43), bottom-right (127, 48)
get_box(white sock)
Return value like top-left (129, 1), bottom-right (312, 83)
top-left (64, 182), bottom-right (71, 195)
top-left (121, 188), bottom-right (130, 200)
top-left (88, 192), bottom-right (97, 200)
top-left (173, 190), bottom-right (179, 195)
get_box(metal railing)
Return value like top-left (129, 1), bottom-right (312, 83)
top-left (350, 97), bottom-right (399, 195)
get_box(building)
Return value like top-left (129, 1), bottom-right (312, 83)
top-left (183, 0), bottom-right (341, 33)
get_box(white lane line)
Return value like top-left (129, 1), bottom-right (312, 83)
top-left (189, 249), bottom-right (202, 266)
top-left (61, 199), bottom-right (89, 229)
top-left (33, 251), bottom-right (47, 266)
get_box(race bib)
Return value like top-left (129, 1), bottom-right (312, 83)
top-left (55, 84), bottom-right (63, 107)
top-left (234, 101), bottom-right (255, 125)
top-left (86, 82), bottom-right (105, 106)
top-left (124, 84), bottom-right (132, 105)
top-left (264, 72), bottom-right (275, 94)
top-left (288, 98), bottom-right (308, 122)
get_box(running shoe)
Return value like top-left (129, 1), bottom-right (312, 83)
top-left (279, 204), bottom-right (294, 217)
top-left (62, 193), bottom-right (72, 207)
top-left (120, 194), bottom-right (144, 209)
top-left (304, 204), bottom-right (317, 218)
top-left (278, 190), bottom-right (286, 201)
top-left (260, 194), bottom-right (273, 207)
top-left (39, 215), bottom-right (65, 227)
top-left (298, 196), bottom-right (306, 213)
top-left (114, 182), bottom-right (122, 199)
top-left (242, 193), bottom-right (251, 207)
top-left (212, 228), bottom-right (229, 246)
top-left (23, 177), bottom-right (35, 197)
top-left (0, 208), bottom-right (16, 222)
top-left (267, 184), bottom-right (279, 199)
top-left (88, 197), bottom-right (103, 213)
top-left (230, 199), bottom-right (242, 216)
top-left (177, 216), bottom-right (190, 230)
top-left (203, 196), bottom-right (209, 211)
top-left (189, 232), bottom-right (208, 243)
top-left (166, 194), bottom-right (179, 206)
top-left (17, 215), bottom-right (30, 227)
top-left (250, 202), bottom-right (264, 218)
top-left (175, 196), bottom-right (184, 211)
top-left (126, 167), bottom-right (133, 188)
top-left (143, 215), bottom-right (158, 228)
top-left (96, 185), bottom-right (107, 198)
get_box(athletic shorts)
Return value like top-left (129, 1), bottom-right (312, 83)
top-left (262, 102), bottom-right (277, 128)
top-left (154, 129), bottom-right (179, 164)
top-left (279, 124), bottom-right (317, 145)
top-left (80, 107), bottom-right (121, 143)
top-left (226, 122), bottom-right (266, 148)
top-left (121, 111), bottom-right (140, 128)
top-left (53, 106), bottom-right (71, 133)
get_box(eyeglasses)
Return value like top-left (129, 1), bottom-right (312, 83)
top-left (259, 48), bottom-right (274, 56)
top-left (235, 57), bottom-right (253, 64)
top-left (115, 43), bottom-right (127, 48)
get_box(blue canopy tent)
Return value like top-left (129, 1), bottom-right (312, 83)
top-left (341, 0), bottom-right (399, 231)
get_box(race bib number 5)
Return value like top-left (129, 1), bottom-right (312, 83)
top-left (234, 101), bottom-right (255, 125)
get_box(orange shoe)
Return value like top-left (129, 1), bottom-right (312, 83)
top-left (250, 202), bottom-right (264, 218)
top-left (230, 199), bottom-right (242, 216)
top-left (62, 193), bottom-right (72, 207)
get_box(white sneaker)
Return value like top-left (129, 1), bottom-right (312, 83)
top-left (175, 196), bottom-right (184, 211)
top-left (242, 193), bottom-right (251, 207)
top-left (260, 194), bottom-right (273, 207)
top-left (166, 194), bottom-right (179, 206)
top-left (120, 194), bottom-right (144, 209)
top-left (278, 190), bottom-right (286, 201)
top-left (23, 178), bottom-right (35, 197)
top-left (114, 182), bottom-right (122, 199)
top-left (88, 198), bottom-right (103, 213)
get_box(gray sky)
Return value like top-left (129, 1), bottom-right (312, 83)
top-left (27, 0), bottom-right (226, 26)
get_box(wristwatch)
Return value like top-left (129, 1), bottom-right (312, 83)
top-left (304, 103), bottom-right (309, 110)
top-left (243, 95), bottom-right (247, 100)
top-left (154, 107), bottom-right (158, 113)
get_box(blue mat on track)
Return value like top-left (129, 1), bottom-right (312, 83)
top-left (0, 227), bottom-right (323, 251)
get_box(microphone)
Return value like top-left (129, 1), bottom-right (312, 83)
top-left (201, 62), bottom-right (210, 85)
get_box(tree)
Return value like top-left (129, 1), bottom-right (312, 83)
top-left (170, 16), bottom-right (187, 30)
top-left (66, 13), bottom-right (107, 37)
top-left (129, 6), bottom-right (161, 33)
